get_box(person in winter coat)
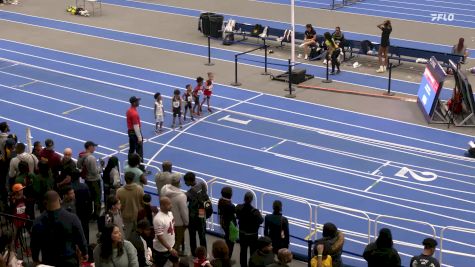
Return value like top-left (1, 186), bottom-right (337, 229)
top-left (116, 172), bottom-right (144, 240)
top-left (160, 174), bottom-right (188, 252)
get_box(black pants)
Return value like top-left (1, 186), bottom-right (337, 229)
top-left (85, 180), bottom-right (102, 218)
top-left (128, 130), bottom-right (143, 161)
top-left (184, 102), bottom-right (193, 119)
top-left (330, 49), bottom-right (341, 72)
top-left (189, 216), bottom-right (207, 256)
top-left (78, 213), bottom-right (90, 244)
top-left (239, 232), bottom-right (258, 267)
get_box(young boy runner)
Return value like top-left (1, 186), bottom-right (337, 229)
top-left (200, 72), bottom-right (214, 113)
top-left (183, 85), bottom-right (195, 122)
top-left (171, 89), bottom-right (183, 129)
top-left (154, 93), bottom-right (164, 133)
top-left (193, 77), bottom-right (204, 116)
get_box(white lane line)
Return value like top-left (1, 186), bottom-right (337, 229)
top-left (364, 176), bottom-right (386, 192)
top-left (4, 111), bottom-right (475, 226)
top-left (218, 114), bottom-right (252, 125)
top-left (2, 39), bottom-right (474, 142)
top-left (371, 161), bottom-right (392, 175)
top-left (62, 106), bottom-right (83, 115)
top-left (14, 80), bottom-right (37, 88)
top-left (264, 139), bottom-right (287, 152)
top-left (3, 74), bottom-right (475, 190)
top-left (145, 93), bottom-right (264, 167)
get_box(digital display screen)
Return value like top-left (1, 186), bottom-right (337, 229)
top-left (417, 57), bottom-right (447, 118)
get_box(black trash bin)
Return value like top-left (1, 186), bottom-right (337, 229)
top-left (198, 12), bottom-right (215, 36)
top-left (209, 14), bottom-right (224, 38)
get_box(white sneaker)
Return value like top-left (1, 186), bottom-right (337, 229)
top-left (376, 66), bottom-right (384, 73)
top-left (304, 55), bottom-right (308, 60)
top-left (323, 59), bottom-right (327, 65)
top-left (297, 54), bottom-right (302, 59)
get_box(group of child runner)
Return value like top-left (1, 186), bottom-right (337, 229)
top-left (154, 72), bottom-right (215, 132)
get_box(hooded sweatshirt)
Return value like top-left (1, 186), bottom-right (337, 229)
top-left (39, 148), bottom-right (61, 175)
top-left (160, 184), bottom-right (189, 226)
top-left (8, 152), bottom-right (38, 178)
top-left (116, 183), bottom-right (144, 222)
top-left (0, 132), bottom-right (8, 157)
top-left (77, 151), bottom-right (101, 182)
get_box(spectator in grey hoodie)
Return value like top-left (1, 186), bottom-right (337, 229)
top-left (155, 160), bottom-right (173, 195)
top-left (160, 173), bottom-right (188, 252)
top-left (0, 122), bottom-right (9, 158)
top-left (77, 141), bottom-right (102, 220)
top-left (8, 143), bottom-right (38, 189)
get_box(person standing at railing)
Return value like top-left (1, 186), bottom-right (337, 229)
top-left (155, 160), bottom-right (174, 195)
top-left (236, 192), bottom-right (264, 267)
top-left (31, 190), bottom-right (88, 267)
top-left (77, 141), bottom-right (103, 221)
top-left (218, 186), bottom-right (237, 259)
top-left (376, 20), bottom-right (392, 73)
top-left (0, 122), bottom-right (10, 158)
top-left (70, 166), bottom-right (92, 244)
top-left (184, 172), bottom-right (209, 257)
top-left (39, 139), bottom-right (62, 186)
top-left (316, 223), bottom-right (345, 267)
top-left (57, 148), bottom-right (77, 189)
top-left (116, 172), bottom-right (145, 240)
top-left (264, 200), bottom-right (290, 254)
top-left (363, 228), bottom-right (401, 267)
top-left (409, 238), bottom-right (440, 267)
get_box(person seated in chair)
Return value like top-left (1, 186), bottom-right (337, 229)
top-left (452, 38), bottom-right (469, 64)
top-left (332, 26), bottom-right (345, 47)
top-left (299, 24), bottom-right (317, 60)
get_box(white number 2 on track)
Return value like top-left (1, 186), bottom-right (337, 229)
top-left (394, 167), bottom-right (438, 182)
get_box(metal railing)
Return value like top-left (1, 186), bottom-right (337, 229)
top-left (261, 191), bottom-right (314, 239)
top-left (0, 212), bottom-right (33, 264)
top-left (440, 226), bottom-right (475, 265)
top-left (316, 203), bottom-right (372, 244)
top-left (374, 215), bottom-right (437, 241)
top-left (208, 180), bottom-right (257, 231)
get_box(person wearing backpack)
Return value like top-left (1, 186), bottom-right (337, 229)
top-left (236, 192), bottom-right (264, 267)
top-left (184, 172), bottom-right (210, 257)
top-left (77, 141), bottom-right (103, 221)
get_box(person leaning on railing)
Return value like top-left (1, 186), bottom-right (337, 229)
top-left (315, 223), bottom-right (345, 267)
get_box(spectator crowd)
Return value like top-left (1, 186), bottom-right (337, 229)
top-left (0, 120), bottom-right (441, 267)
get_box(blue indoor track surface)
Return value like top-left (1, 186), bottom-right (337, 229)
top-left (1, 38), bottom-right (475, 266)
top-left (0, 10), bottom-right (472, 101)
top-left (97, 0), bottom-right (474, 58)
top-left (252, 0), bottom-right (475, 29)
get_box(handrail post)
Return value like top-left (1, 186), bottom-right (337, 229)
top-left (262, 39), bottom-right (269, 75)
top-left (230, 54), bottom-right (242, 86)
top-left (285, 59), bottom-right (296, 98)
top-left (383, 62), bottom-right (394, 96)
top-left (322, 55), bottom-right (332, 83)
top-left (205, 35), bottom-right (214, 66)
